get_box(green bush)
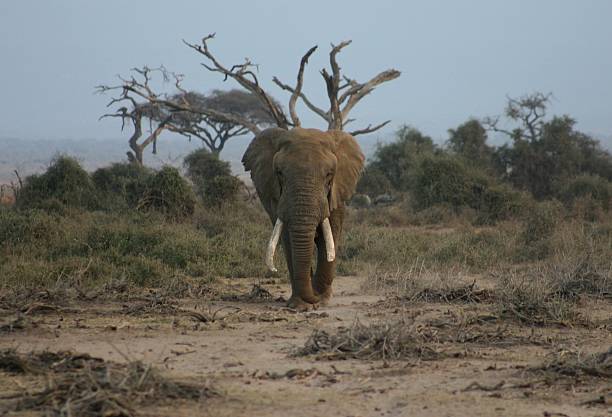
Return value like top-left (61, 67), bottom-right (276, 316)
top-left (478, 184), bottom-right (531, 224)
top-left (0, 208), bottom-right (65, 246)
top-left (557, 174), bottom-right (612, 212)
top-left (140, 166), bottom-right (196, 220)
top-left (368, 126), bottom-right (438, 191)
top-left (203, 176), bottom-right (241, 205)
top-left (411, 155), bottom-right (526, 224)
top-left (356, 167), bottom-right (393, 197)
top-left (16, 156), bottom-right (98, 210)
top-left (184, 149), bottom-right (240, 205)
top-left (412, 155), bottom-right (489, 210)
top-left (0, 202), bottom-right (275, 291)
top-left (92, 163), bottom-right (153, 210)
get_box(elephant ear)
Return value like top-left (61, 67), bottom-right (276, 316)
top-left (242, 128), bottom-right (288, 220)
top-left (329, 131), bottom-right (365, 210)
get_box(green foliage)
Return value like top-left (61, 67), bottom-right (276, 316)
top-left (410, 154), bottom-right (525, 223)
top-left (447, 119), bottom-right (493, 170)
top-left (0, 202), bottom-right (274, 291)
top-left (412, 155), bottom-right (489, 210)
top-left (204, 176), bottom-right (241, 205)
top-left (350, 194), bottom-right (372, 208)
top-left (369, 126), bottom-right (438, 191)
top-left (16, 156), bottom-right (98, 210)
top-left (494, 113), bottom-right (612, 199)
top-left (478, 184), bottom-right (531, 224)
top-left (92, 163), bottom-right (153, 210)
top-left (14, 156), bottom-right (202, 220)
top-left (356, 167), bottom-right (393, 196)
top-left (140, 166), bottom-right (196, 220)
top-left (184, 149), bottom-right (240, 206)
top-left (0, 208), bottom-right (65, 246)
top-left (557, 174), bottom-right (612, 212)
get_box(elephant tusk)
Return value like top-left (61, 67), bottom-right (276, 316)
top-left (265, 218), bottom-right (283, 272)
top-left (321, 218), bottom-right (335, 262)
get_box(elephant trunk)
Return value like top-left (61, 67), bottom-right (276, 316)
top-left (265, 217), bottom-right (335, 272)
top-left (288, 222), bottom-right (319, 303)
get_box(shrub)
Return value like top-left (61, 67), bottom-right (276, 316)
top-left (140, 166), bottom-right (196, 220)
top-left (368, 126), bottom-right (438, 191)
top-left (16, 156), bottom-right (98, 210)
top-left (412, 155), bottom-right (489, 210)
top-left (478, 184), bottom-right (531, 224)
top-left (519, 200), bottom-right (564, 259)
top-left (184, 149), bottom-right (240, 205)
top-left (92, 163), bottom-right (152, 210)
top-left (203, 175), bottom-right (241, 206)
top-left (410, 154), bottom-right (527, 224)
top-left (494, 266), bottom-right (579, 325)
top-left (350, 194), bottom-right (372, 209)
top-left (0, 208), bottom-right (65, 246)
top-left (557, 174), bottom-right (612, 212)
top-left (356, 167), bottom-right (393, 197)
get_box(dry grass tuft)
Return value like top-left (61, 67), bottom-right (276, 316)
top-left (297, 319), bottom-right (440, 361)
top-left (363, 263), bottom-right (494, 303)
top-left (296, 314), bottom-right (538, 362)
top-left (493, 266), bottom-right (584, 326)
top-left (0, 349), bottom-right (217, 417)
top-left (531, 347), bottom-right (612, 380)
top-left (0, 316), bottom-right (29, 333)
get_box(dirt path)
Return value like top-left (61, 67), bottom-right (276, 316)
top-left (1, 276), bottom-right (610, 417)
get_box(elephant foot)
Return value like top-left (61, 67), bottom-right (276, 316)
top-left (287, 296), bottom-right (318, 312)
top-left (318, 293), bottom-right (332, 307)
top-left (315, 289), bottom-right (333, 307)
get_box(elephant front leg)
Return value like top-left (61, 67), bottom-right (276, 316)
top-left (313, 208), bottom-right (344, 306)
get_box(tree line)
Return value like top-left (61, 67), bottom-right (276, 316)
top-left (358, 92), bottom-right (612, 221)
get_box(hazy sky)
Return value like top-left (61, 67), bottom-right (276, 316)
top-left (1, 0), bottom-right (611, 147)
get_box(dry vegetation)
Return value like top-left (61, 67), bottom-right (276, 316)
top-left (0, 349), bottom-right (216, 416)
top-left (1, 150), bottom-right (611, 416)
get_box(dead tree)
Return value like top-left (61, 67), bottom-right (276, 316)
top-left (184, 35), bottom-right (401, 135)
top-left (98, 35), bottom-right (400, 165)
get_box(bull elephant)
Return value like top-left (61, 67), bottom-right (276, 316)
top-left (242, 127), bottom-right (364, 311)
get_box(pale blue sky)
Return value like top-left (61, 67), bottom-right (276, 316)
top-left (1, 0), bottom-right (611, 147)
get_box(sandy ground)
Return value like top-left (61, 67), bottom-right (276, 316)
top-left (1, 275), bottom-right (610, 417)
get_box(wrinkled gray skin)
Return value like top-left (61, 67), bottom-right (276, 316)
top-left (242, 127), bottom-right (364, 311)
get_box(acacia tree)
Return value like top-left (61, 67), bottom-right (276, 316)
top-left (483, 92), bottom-right (612, 198)
top-left (98, 34), bottom-right (401, 164)
top-left (139, 89), bottom-right (277, 156)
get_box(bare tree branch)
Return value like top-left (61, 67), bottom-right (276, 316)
top-left (340, 69), bottom-right (401, 121)
top-left (286, 45), bottom-right (318, 127)
top-left (320, 41), bottom-right (351, 130)
top-left (483, 92), bottom-right (552, 143)
top-left (349, 120), bottom-right (391, 136)
top-left (272, 77), bottom-right (329, 122)
top-left (182, 34), bottom-right (290, 128)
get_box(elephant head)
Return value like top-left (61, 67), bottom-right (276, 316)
top-left (242, 127), bottom-right (364, 310)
